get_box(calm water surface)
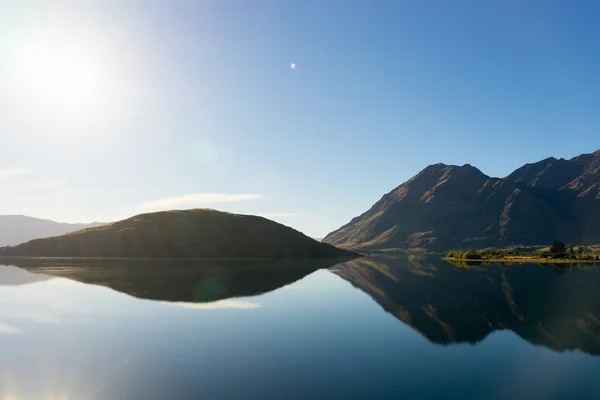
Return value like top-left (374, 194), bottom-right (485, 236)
top-left (1, 256), bottom-right (600, 399)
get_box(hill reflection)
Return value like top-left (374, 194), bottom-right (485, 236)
top-left (332, 256), bottom-right (600, 355)
top-left (4, 258), bottom-right (342, 303)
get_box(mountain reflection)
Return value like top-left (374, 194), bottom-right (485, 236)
top-left (5, 258), bottom-right (342, 303)
top-left (332, 256), bottom-right (600, 355)
top-left (0, 264), bottom-right (52, 286)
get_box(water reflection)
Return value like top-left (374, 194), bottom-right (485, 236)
top-left (0, 264), bottom-right (52, 286)
top-left (3, 258), bottom-right (343, 303)
top-left (3, 257), bottom-right (600, 398)
top-left (332, 256), bottom-right (600, 355)
top-left (5, 256), bottom-right (600, 356)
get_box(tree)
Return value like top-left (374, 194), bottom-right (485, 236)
top-left (549, 241), bottom-right (566, 255)
top-left (566, 245), bottom-right (575, 259)
top-left (462, 250), bottom-right (482, 260)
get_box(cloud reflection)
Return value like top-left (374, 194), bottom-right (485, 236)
top-left (162, 300), bottom-right (261, 310)
top-left (0, 322), bottom-right (23, 334)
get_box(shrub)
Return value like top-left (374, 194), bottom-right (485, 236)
top-left (549, 241), bottom-right (566, 255)
top-left (463, 250), bottom-right (482, 260)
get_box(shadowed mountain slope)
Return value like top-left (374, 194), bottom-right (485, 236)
top-left (324, 150), bottom-right (600, 251)
top-left (0, 209), bottom-right (356, 259)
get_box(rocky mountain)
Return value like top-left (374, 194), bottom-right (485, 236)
top-left (333, 256), bottom-right (600, 355)
top-left (0, 215), bottom-right (104, 247)
top-left (324, 150), bottom-right (600, 252)
top-left (0, 209), bottom-right (357, 259)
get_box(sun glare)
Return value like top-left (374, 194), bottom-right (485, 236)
top-left (14, 45), bottom-right (102, 108)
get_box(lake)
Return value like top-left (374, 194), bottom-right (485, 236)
top-left (2, 256), bottom-right (600, 399)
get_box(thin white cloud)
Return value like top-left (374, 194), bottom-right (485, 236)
top-left (0, 322), bottom-right (23, 334)
top-left (290, 63), bottom-right (296, 69)
top-left (140, 193), bottom-right (263, 211)
top-left (0, 168), bottom-right (31, 182)
top-left (162, 300), bottom-right (261, 310)
top-left (259, 212), bottom-right (308, 218)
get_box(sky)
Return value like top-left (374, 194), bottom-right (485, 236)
top-left (0, 0), bottom-right (599, 237)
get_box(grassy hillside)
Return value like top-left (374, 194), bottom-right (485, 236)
top-left (0, 209), bottom-right (357, 259)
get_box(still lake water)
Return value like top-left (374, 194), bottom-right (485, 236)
top-left (2, 256), bottom-right (600, 399)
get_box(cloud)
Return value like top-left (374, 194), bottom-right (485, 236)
top-left (0, 322), bottom-right (23, 334)
top-left (259, 212), bottom-right (307, 218)
top-left (290, 63), bottom-right (296, 69)
top-left (0, 168), bottom-right (31, 182)
top-left (140, 193), bottom-right (263, 210)
top-left (162, 300), bottom-right (261, 310)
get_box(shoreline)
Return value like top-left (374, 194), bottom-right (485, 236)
top-left (444, 257), bottom-right (600, 264)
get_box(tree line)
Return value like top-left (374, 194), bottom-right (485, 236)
top-left (447, 241), bottom-right (600, 260)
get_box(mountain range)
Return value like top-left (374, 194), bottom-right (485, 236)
top-left (324, 150), bottom-right (600, 252)
top-left (0, 209), bottom-right (356, 259)
top-left (0, 215), bottom-right (104, 247)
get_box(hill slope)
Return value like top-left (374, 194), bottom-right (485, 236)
top-left (324, 150), bottom-right (600, 251)
top-left (0, 215), bottom-right (104, 247)
top-left (0, 209), bottom-right (356, 259)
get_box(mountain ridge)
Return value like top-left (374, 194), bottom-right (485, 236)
top-left (324, 149), bottom-right (600, 251)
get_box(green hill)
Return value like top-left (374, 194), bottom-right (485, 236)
top-left (0, 209), bottom-right (356, 259)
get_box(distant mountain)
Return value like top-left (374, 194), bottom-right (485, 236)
top-left (324, 150), bottom-right (600, 251)
top-left (333, 256), bottom-right (600, 355)
top-left (0, 215), bottom-right (105, 247)
top-left (0, 209), bottom-right (357, 259)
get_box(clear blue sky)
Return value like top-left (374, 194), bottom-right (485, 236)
top-left (1, 1), bottom-right (599, 237)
